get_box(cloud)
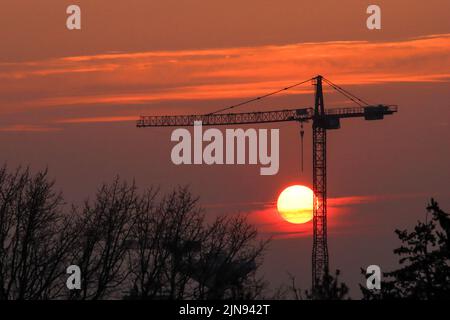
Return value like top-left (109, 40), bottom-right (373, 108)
top-left (235, 191), bottom-right (441, 239)
top-left (245, 206), bottom-right (313, 239)
top-left (58, 115), bottom-right (137, 124)
top-left (328, 195), bottom-right (380, 207)
top-left (0, 124), bottom-right (61, 132)
top-left (1, 33), bottom-right (450, 127)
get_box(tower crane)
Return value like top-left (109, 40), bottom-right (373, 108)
top-left (136, 75), bottom-right (398, 289)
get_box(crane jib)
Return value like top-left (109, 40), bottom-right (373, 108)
top-left (136, 105), bottom-right (397, 128)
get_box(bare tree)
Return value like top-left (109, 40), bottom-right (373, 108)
top-left (192, 215), bottom-right (268, 300)
top-left (126, 186), bottom-right (269, 300)
top-left (0, 166), bottom-right (74, 300)
top-left (70, 178), bottom-right (138, 300)
top-left (276, 270), bottom-right (349, 300)
top-left (0, 168), bottom-right (270, 300)
top-left (126, 186), bottom-right (205, 299)
top-left (126, 187), bottom-right (168, 299)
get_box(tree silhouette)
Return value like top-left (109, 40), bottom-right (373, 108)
top-left (125, 186), bottom-right (268, 300)
top-left (0, 166), bottom-right (75, 299)
top-left (361, 199), bottom-right (450, 299)
top-left (69, 178), bottom-right (139, 299)
top-left (189, 214), bottom-right (268, 300)
top-left (284, 269), bottom-right (349, 300)
top-left (306, 270), bottom-right (349, 300)
top-left (0, 165), bottom-right (269, 300)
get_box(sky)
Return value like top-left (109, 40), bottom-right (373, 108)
top-left (1, 1), bottom-right (450, 296)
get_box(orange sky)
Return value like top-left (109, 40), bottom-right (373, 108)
top-left (1, 0), bottom-right (450, 294)
top-left (1, 34), bottom-right (450, 130)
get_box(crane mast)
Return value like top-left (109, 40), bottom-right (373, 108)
top-left (312, 76), bottom-right (328, 288)
top-left (136, 76), bottom-right (398, 290)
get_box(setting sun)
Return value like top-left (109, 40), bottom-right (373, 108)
top-left (277, 185), bottom-right (314, 224)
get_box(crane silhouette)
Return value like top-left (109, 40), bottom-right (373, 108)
top-left (136, 75), bottom-right (398, 289)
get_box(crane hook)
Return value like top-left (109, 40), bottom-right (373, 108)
top-left (300, 122), bottom-right (305, 172)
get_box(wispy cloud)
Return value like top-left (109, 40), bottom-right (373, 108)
top-left (1, 34), bottom-right (450, 127)
top-left (58, 115), bottom-right (137, 124)
top-left (0, 124), bottom-right (61, 132)
top-left (235, 192), bottom-right (437, 239)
